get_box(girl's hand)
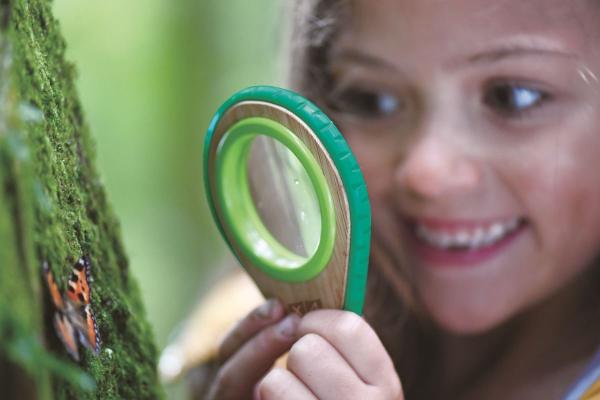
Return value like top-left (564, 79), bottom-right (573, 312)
top-left (206, 298), bottom-right (301, 400)
top-left (256, 309), bottom-right (404, 400)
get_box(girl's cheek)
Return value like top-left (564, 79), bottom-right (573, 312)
top-left (346, 133), bottom-right (397, 198)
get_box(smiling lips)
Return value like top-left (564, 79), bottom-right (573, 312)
top-left (403, 216), bottom-right (527, 267)
top-left (414, 217), bottom-right (522, 250)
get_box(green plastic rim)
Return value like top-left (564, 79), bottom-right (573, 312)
top-left (216, 117), bottom-right (336, 282)
top-left (204, 86), bottom-right (371, 315)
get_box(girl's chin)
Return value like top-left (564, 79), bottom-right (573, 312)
top-left (422, 296), bottom-right (516, 335)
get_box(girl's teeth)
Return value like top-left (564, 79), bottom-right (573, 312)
top-left (414, 218), bottom-right (521, 250)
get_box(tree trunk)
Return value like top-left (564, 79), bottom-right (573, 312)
top-left (0, 0), bottom-right (162, 398)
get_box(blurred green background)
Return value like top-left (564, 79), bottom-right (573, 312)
top-left (53, 0), bottom-right (281, 397)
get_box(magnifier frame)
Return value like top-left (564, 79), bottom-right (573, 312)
top-left (204, 86), bottom-right (370, 314)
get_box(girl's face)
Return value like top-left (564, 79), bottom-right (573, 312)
top-left (327, 0), bottom-right (600, 333)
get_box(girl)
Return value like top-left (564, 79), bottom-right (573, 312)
top-left (204, 0), bottom-right (600, 398)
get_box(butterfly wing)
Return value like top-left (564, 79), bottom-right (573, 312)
top-left (44, 262), bottom-right (81, 360)
top-left (66, 257), bottom-right (91, 306)
top-left (43, 261), bottom-right (65, 310)
top-left (64, 257), bottom-right (101, 355)
top-left (75, 304), bottom-right (101, 354)
top-left (44, 258), bottom-right (101, 359)
top-left (53, 311), bottom-right (80, 361)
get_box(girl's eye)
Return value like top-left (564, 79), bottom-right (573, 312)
top-left (483, 83), bottom-right (548, 116)
top-left (325, 86), bottom-right (401, 119)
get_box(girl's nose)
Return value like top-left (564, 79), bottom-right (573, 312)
top-left (394, 133), bottom-right (481, 200)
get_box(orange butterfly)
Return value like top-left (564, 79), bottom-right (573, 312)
top-left (43, 257), bottom-right (101, 361)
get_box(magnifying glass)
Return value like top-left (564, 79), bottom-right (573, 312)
top-left (203, 86), bottom-right (370, 315)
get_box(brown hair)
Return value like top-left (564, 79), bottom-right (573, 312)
top-left (286, 2), bottom-right (439, 397)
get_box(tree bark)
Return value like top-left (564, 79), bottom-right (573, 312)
top-left (0, 0), bottom-right (162, 398)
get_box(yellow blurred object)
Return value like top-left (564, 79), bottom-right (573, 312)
top-left (582, 378), bottom-right (600, 399)
top-left (159, 270), bottom-right (289, 383)
top-left (159, 270), bottom-right (265, 382)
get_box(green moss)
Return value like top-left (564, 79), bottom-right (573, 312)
top-left (0, 0), bottom-right (163, 398)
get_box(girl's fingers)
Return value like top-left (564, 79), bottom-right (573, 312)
top-left (218, 298), bottom-right (285, 363)
top-left (286, 333), bottom-right (370, 400)
top-left (209, 313), bottom-right (301, 400)
top-left (298, 310), bottom-right (399, 388)
top-left (256, 368), bottom-right (318, 400)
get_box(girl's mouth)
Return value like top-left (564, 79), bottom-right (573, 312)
top-left (403, 216), bottom-right (528, 267)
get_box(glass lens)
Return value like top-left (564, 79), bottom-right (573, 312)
top-left (247, 135), bottom-right (322, 258)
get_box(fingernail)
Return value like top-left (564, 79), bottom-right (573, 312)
top-left (253, 383), bottom-right (262, 400)
top-left (276, 314), bottom-right (300, 338)
top-left (256, 299), bottom-right (277, 319)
